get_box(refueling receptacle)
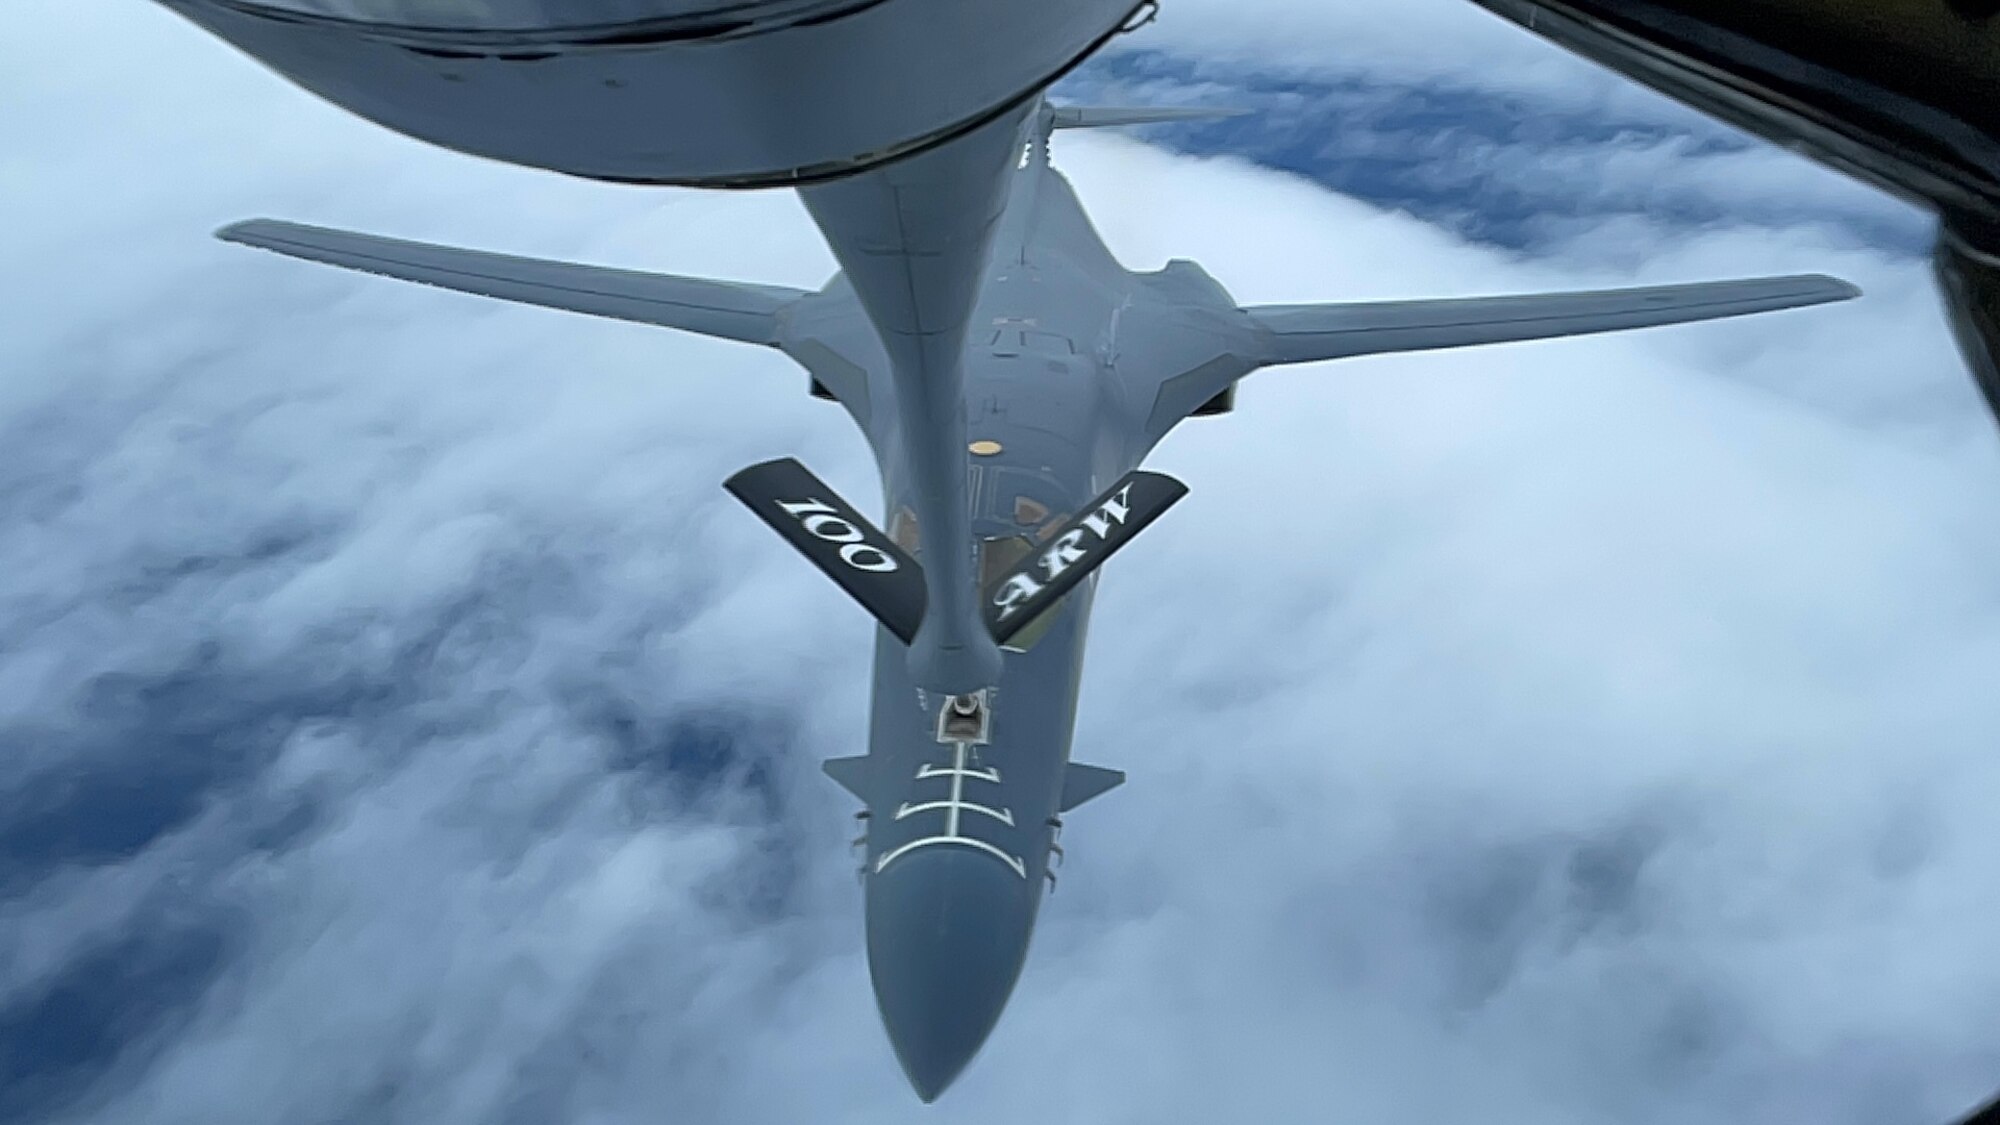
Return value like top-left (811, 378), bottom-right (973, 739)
top-left (936, 690), bottom-right (992, 745)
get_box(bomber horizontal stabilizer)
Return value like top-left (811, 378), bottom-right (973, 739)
top-left (1047, 105), bottom-right (1251, 130)
top-left (725, 458), bottom-right (928, 644)
top-left (823, 756), bottom-right (874, 803)
top-left (1244, 273), bottom-right (1861, 365)
top-left (982, 470), bottom-right (1188, 645)
top-left (217, 219), bottom-right (809, 346)
top-left (1059, 763), bottom-right (1126, 813)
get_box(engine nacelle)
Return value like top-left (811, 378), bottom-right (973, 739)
top-left (156, 0), bottom-right (1147, 187)
top-left (1190, 384), bottom-right (1235, 417)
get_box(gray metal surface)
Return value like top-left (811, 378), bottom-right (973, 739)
top-left (154, 0), bottom-right (1145, 186)
top-left (209, 93), bottom-right (1858, 1100)
top-left (1244, 274), bottom-right (1858, 363)
top-left (196, 1), bottom-right (861, 27)
top-left (218, 219), bottom-right (807, 345)
top-left (795, 106), bottom-right (1035, 692)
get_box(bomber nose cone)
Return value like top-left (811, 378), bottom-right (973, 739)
top-left (866, 847), bottom-right (1037, 1101)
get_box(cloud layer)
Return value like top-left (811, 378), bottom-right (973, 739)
top-left (4, 3), bottom-right (1999, 1123)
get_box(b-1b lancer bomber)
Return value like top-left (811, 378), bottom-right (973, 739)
top-left (163, 0), bottom-right (1860, 1100)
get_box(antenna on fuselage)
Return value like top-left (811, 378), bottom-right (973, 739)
top-left (1047, 104), bottom-right (1249, 131)
top-left (1029, 102), bottom-right (1056, 168)
top-left (1033, 101), bottom-right (1250, 167)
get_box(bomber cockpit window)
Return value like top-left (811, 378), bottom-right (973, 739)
top-left (977, 534), bottom-right (1060, 651)
top-left (978, 535), bottom-right (1034, 588)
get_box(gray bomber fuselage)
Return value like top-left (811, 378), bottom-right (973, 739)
top-left (787, 129), bottom-right (1207, 1098)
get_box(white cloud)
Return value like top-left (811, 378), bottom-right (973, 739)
top-left (5, 3), bottom-right (1999, 1124)
top-left (1132, 0), bottom-right (1594, 94)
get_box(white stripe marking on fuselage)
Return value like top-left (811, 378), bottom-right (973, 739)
top-left (917, 761), bottom-right (999, 783)
top-left (873, 835), bottom-right (1028, 879)
top-left (873, 741), bottom-right (1028, 880)
top-left (896, 800), bottom-right (1016, 825)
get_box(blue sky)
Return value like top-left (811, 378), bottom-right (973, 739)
top-left (1067, 50), bottom-right (1931, 255)
top-left (4, 3), bottom-right (2000, 1124)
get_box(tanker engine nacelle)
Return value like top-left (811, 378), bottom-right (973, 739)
top-left (156, 0), bottom-right (1152, 187)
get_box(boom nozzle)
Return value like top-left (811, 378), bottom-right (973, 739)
top-left (938, 691), bottom-right (993, 744)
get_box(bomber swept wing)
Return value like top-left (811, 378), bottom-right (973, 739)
top-left (217, 219), bottom-right (808, 346)
top-left (1243, 273), bottom-right (1860, 365)
top-left (1144, 272), bottom-right (1858, 435)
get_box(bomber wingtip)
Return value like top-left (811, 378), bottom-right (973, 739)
top-left (1804, 272), bottom-right (1863, 300)
top-left (214, 218), bottom-right (320, 247)
top-left (213, 218), bottom-right (274, 245)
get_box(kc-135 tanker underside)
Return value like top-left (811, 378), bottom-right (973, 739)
top-left (155, 0), bottom-right (1155, 186)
